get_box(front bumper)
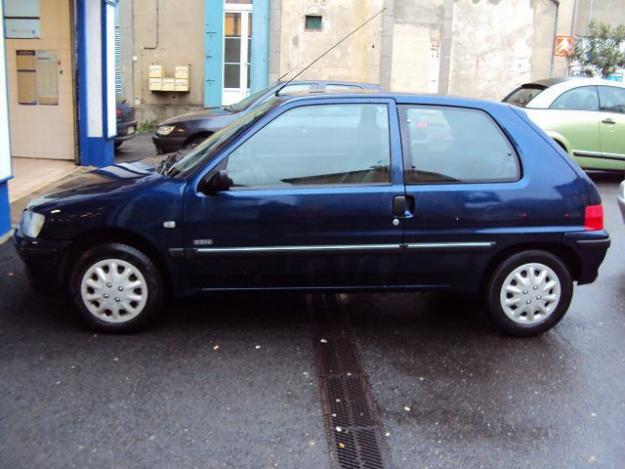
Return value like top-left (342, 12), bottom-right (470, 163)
top-left (563, 230), bottom-right (610, 285)
top-left (13, 230), bottom-right (71, 293)
top-left (152, 134), bottom-right (186, 154)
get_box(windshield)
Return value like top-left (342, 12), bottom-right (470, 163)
top-left (165, 99), bottom-right (277, 178)
top-left (225, 83), bottom-right (277, 113)
top-left (503, 85), bottom-right (546, 107)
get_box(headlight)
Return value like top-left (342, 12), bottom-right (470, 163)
top-left (20, 210), bottom-right (45, 238)
top-left (156, 125), bottom-right (175, 136)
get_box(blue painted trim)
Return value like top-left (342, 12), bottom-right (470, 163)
top-left (204, 0), bottom-right (224, 107)
top-left (0, 181), bottom-right (10, 237)
top-left (76, 0), bottom-right (114, 168)
top-left (76, 0), bottom-right (89, 165)
top-left (0, 175), bottom-right (14, 184)
top-left (250, 0), bottom-right (270, 93)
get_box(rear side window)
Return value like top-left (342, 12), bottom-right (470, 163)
top-left (504, 85), bottom-right (545, 107)
top-left (597, 86), bottom-right (625, 114)
top-left (550, 86), bottom-right (599, 111)
top-left (225, 103), bottom-right (391, 187)
top-left (400, 105), bottom-right (520, 184)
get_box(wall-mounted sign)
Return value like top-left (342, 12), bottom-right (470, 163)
top-left (555, 36), bottom-right (574, 57)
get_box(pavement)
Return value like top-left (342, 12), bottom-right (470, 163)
top-left (1, 135), bottom-right (624, 468)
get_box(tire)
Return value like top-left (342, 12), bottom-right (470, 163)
top-left (71, 243), bottom-right (163, 333)
top-left (486, 250), bottom-right (573, 337)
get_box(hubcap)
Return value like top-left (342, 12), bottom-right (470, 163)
top-left (80, 259), bottom-right (148, 324)
top-left (500, 262), bottom-right (561, 325)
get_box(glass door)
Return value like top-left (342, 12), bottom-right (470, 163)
top-left (223, 3), bottom-right (252, 105)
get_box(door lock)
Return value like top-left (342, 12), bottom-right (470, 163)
top-left (392, 218), bottom-right (400, 226)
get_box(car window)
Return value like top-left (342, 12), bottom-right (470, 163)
top-left (550, 86), bottom-right (599, 111)
top-left (400, 105), bottom-right (520, 184)
top-left (598, 86), bottom-right (625, 114)
top-left (503, 85), bottom-right (546, 107)
top-left (225, 103), bottom-right (391, 187)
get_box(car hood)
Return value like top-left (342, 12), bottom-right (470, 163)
top-left (27, 158), bottom-right (164, 211)
top-left (158, 107), bottom-right (232, 125)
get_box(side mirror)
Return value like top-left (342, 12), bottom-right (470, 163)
top-left (199, 170), bottom-right (231, 195)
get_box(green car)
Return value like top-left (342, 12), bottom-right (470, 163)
top-left (504, 78), bottom-right (625, 171)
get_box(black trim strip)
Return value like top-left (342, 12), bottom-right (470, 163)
top-left (574, 152), bottom-right (625, 162)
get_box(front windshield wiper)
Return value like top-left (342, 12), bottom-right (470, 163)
top-left (158, 150), bottom-right (185, 175)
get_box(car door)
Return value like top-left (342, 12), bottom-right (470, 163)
top-left (396, 103), bottom-right (523, 288)
top-left (182, 98), bottom-right (405, 290)
top-left (597, 85), bottom-right (625, 170)
top-left (544, 85), bottom-right (602, 166)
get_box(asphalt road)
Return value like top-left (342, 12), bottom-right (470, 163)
top-left (0, 137), bottom-right (623, 468)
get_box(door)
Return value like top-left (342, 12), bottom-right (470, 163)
top-left (597, 85), bottom-right (625, 170)
top-left (182, 100), bottom-right (405, 290)
top-left (223, 4), bottom-right (252, 105)
top-left (397, 104), bottom-right (522, 288)
top-left (5, 0), bottom-right (76, 160)
top-left (546, 85), bottom-right (603, 168)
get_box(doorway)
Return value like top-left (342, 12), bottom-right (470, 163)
top-left (222, 2), bottom-right (252, 105)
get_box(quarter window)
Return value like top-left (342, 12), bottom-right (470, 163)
top-left (401, 106), bottom-right (520, 184)
top-left (597, 86), bottom-right (625, 114)
top-left (225, 104), bottom-right (391, 187)
top-left (550, 86), bottom-right (599, 111)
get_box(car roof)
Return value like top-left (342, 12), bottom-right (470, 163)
top-left (524, 77), bottom-right (625, 108)
top-left (273, 90), bottom-right (510, 112)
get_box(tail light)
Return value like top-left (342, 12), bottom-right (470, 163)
top-left (584, 204), bottom-right (603, 231)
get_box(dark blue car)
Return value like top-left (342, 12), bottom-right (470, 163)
top-left (14, 92), bottom-right (610, 336)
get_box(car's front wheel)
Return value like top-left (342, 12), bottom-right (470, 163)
top-left (486, 250), bottom-right (573, 337)
top-left (71, 243), bottom-right (163, 332)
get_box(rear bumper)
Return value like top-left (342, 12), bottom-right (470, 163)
top-left (564, 230), bottom-right (610, 285)
top-left (13, 230), bottom-right (70, 293)
top-left (115, 120), bottom-right (138, 143)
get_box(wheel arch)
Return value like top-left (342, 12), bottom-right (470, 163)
top-left (60, 228), bottom-right (173, 294)
top-left (482, 242), bottom-right (581, 290)
top-left (544, 131), bottom-right (573, 156)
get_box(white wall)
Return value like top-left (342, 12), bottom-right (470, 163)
top-left (0, 0), bottom-right (13, 180)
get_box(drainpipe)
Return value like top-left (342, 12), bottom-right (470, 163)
top-left (438, 0), bottom-right (453, 95)
top-left (549, 0), bottom-right (560, 78)
top-left (137, 0), bottom-right (159, 119)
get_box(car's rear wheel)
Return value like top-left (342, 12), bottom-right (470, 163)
top-left (71, 243), bottom-right (162, 332)
top-left (486, 250), bottom-right (573, 337)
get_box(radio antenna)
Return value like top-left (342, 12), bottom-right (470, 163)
top-left (275, 8), bottom-right (385, 95)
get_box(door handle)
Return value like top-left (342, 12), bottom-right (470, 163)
top-left (601, 118), bottom-right (616, 125)
top-left (393, 195), bottom-right (415, 218)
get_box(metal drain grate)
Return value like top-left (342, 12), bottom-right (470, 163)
top-left (309, 294), bottom-right (389, 469)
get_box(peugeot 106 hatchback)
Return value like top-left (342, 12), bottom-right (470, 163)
top-left (14, 92), bottom-right (610, 336)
